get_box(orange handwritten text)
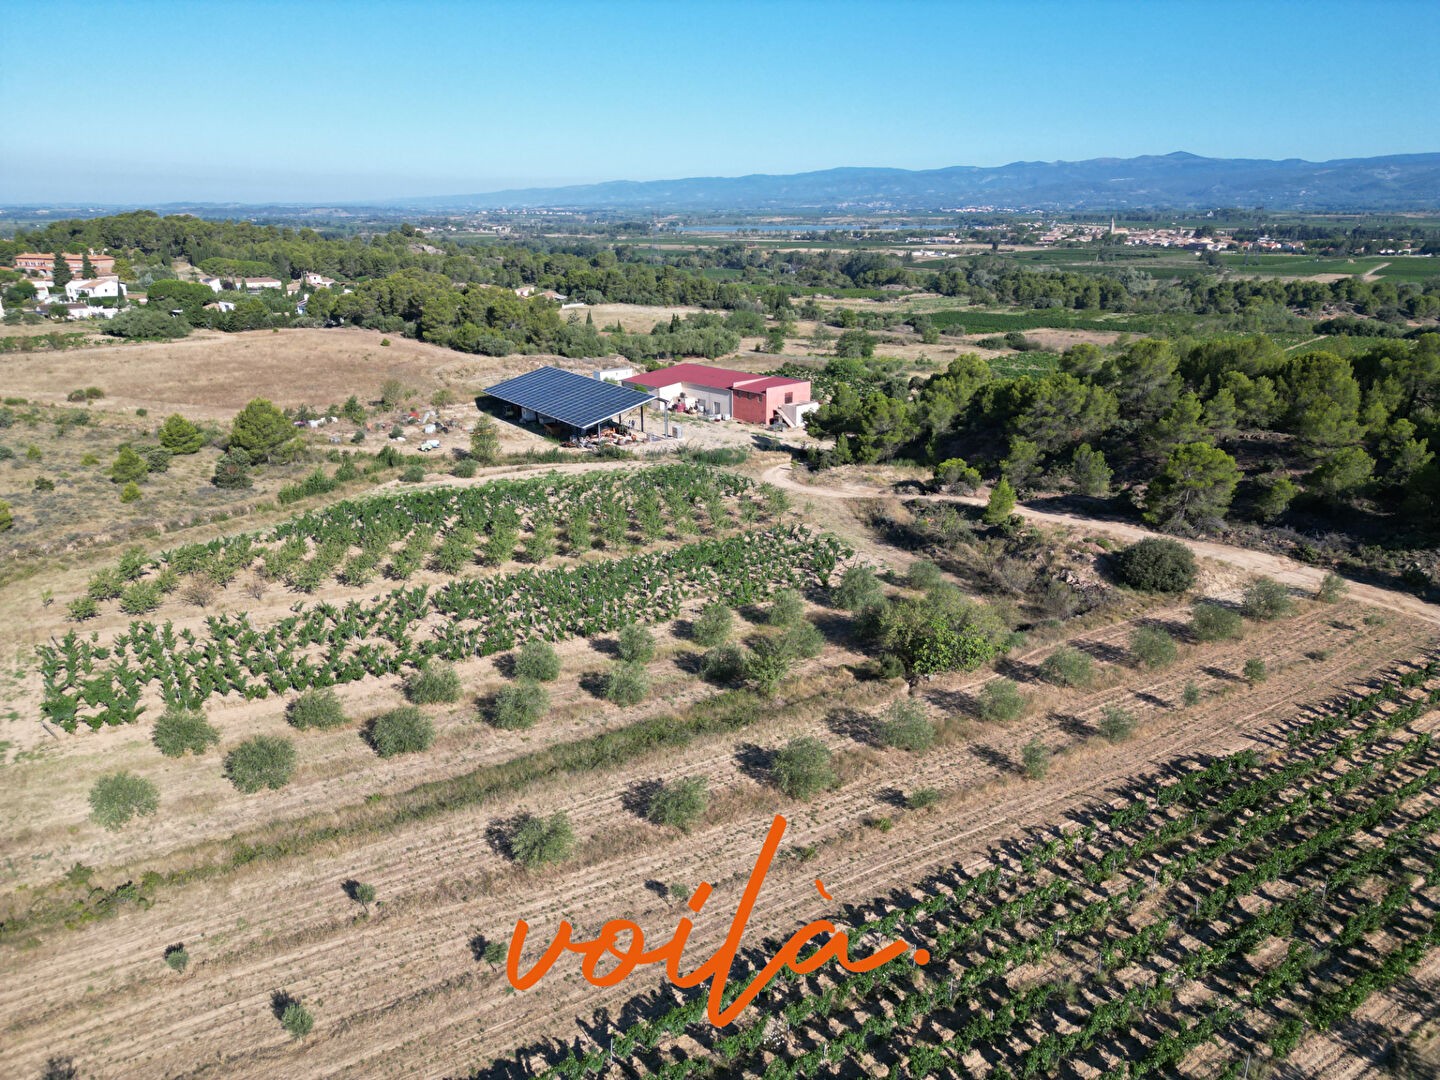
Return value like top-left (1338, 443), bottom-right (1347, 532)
top-left (505, 814), bottom-right (927, 1026)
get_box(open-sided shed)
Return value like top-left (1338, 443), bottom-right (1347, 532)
top-left (483, 366), bottom-right (656, 435)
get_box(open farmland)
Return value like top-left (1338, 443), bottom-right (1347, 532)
top-left (4, 359), bottom-right (1440, 1080)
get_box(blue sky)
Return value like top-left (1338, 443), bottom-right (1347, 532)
top-left (2, 0), bottom-right (1436, 204)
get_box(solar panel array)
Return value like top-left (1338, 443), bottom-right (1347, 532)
top-left (483, 367), bottom-right (656, 430)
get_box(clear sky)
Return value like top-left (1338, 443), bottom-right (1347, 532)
top-left (2, 0), bottom-right (1436, 204)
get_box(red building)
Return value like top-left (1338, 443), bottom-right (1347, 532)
top-left (14, 252), bottom-right (116, 278)
top-left (624, 363), bottom-right (812, 426)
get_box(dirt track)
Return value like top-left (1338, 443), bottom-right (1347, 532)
top-left (761, 464), bottom-right (1440, 627)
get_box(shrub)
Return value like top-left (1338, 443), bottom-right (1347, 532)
top-left (1182, 681), bottom-right (1201, 706)
top-left (877, 698), bottom-right (936, 752)
top-left (1098, 706), bottom-right (1136, 743)
top-left (617, 623), bottom-right (656, 664)
top-left (366, 706), bottom-right (434, 757)
top-left (1243, 658), bottom-right (1268, 683)
top-left (1316, 572), bottom-right (1347, 603)
top-left (490, 681), bottom-right (549, 730)
top-left (89, 771), bottom-right (160, 829)
top-left (66, 596), bottom-right (99, 621)
top-left (1130, 625), bottom-right (1177, 669)
top-left (404, 660), bottom-right (461, 704)
top-left (604, 661), bottom-right (650, 706)
top-left (224, 735), bottom-right (297, 793)
top-left (118, 581), bottom-right (162, 615)
top-left (345, 880), bottom-right (377, 914)
top-left (778, 620), bottom-right (825, 660)
top-left (110, 445), bottom-right (148, 484)
top-left (511, 812), bottom-right (574, 868)
top-left (1039, 646), bottom-right (1094, 688)
top-left (646, 777), bottom-right (709, 832)
top-left (977, 678), bottom-right (1028, 722)
top-left (766, 588), bottom-right (805, 627)
top-left (744, 636), bottom-right (793, 696)
top-left (33, 475), bottom-right (54, 492)
top-left (772, 736), bottom-right (836, 799)
top-left (1021, 739), bottom-right (1051, 779)
top-left (120, 481), bottom-right (142, 503)
top-left (87, 568), bottom-right (123, 600)
top-left (1242, 577), bottom-right (1294, 621)
top-left (452, 458), bottom-right (478, 478)
top-left (907, 786), bottom-right (941, 810)
top-left (163, 944), bottom-right (190, 972)
top-left (514, 639), bottom-right (561, 681)
top-left (287, 687), bottom-right (348, 730)
top-left (211, 450), bottom-right (252, 489)
top-left (1191, 602), bottom-right (1243, 641)
top-left (691, 602), bottom-right (733, 647)
top-left (832, 565), bottom-right (883, 611)
top-left (400, 464), bottom-right (425, 483)
top-left (700, 643), bottom-right (747, 684)
top-left (158, 414), bottom-right (204, 454)
top-left (0, 500), bottom-right (11, 532)
top-left (152, 707), bottom-right (219, 757)
top-left (1111, 538), bottom-right (1197, 593)
top-left (907, 560), bottom-right (945, 591)
top-left (280, 1000), bottom-right (314, 1039)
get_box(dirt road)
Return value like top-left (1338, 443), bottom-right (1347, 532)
top-left (761, 464), bottom-right (1440, 627)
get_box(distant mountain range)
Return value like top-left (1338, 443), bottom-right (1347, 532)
top-left (390, 152), bottom-right (1440, 213)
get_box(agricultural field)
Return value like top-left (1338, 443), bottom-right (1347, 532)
top-left (3, 318), bottom-right (1440, 1080)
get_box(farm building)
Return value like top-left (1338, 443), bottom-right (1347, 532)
top-left (484, 366), bottom-right (656, 437)
top-left (624, 363), bottom-right (814, 427)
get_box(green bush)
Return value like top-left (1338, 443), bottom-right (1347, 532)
top-left (224, 735), bottom-right (297, 793)
top-left (280, 1000), bottom-right (314, 1039)
top-left (1021, 739), bottom-right (1051, 779)
top-left (977, 678), bottom-right (1028, 722)
top-left (399, 464), bottom-right (425, 483)
top-left (617, 623), bottom-right (656, 663)
top-left (152, 707), bottom-right (219, 758)
top-left (1098, 706), bottom-right (1136, 743)
top-left (1182, 681), bottom-right (1202, 706)
top-left (66, 596), bottom-right (99, 621)
top-left (1191, 602), bottom-right (1243, 641)
top-left (907, 786), bottom-right (941, 810)
top-left (691, 603), bottom-right (733, 647)
top-left (700, 643), bottom-right (747, 684)
top-left (404, 660), bottom-right (461, 704)
top-left (287, 687), bottom-right (348, 730)
top-left (604, 661), bottom-right (650, 706)
top-left (118, 581), bottom-right (161, 615)
top-left (120, 481), bottom-right (142, 503)
top-left (451, 458), bottom-right (478, 478)
top-left (490, 681), bottom-right (549, 730)
top-left (1130, 625), bottom-right (1177, 669)
top-left (1242, 577), bottom-right (1295, 621)
top-left (1243, 658), bottom-right (1268, 683)
top-left (514, 639), bottom-right (561, 681)
top-left (646, 777), bottom-right (709, 832)
top-left (1039, 647), bottom-right (1094, 688)
top-left (778, 620), bottom-right (825, 660)
top-left (1316, 572), bottom-right (1347, 603)
top-left (163, 944), bottom-right (190, 972)
top-left (877, 698), bottom-right (936, 752)
top-left (907, 560), bottom-right (945, 591)
top-left (832, 565), bottom-right (884, 611)
top-left (766, 588), bottom-right (805, 627)
top-left (1110, 538), bottom-right (1197, 593)
top-left (511, 812), bottom-right (575, 868)
top-left (366, 706), bottom-right (434, 757)
top-left (745, 636), bottom-right (793, 696)
top-left (772, 736), bottom-right (836, 799)
top-left (89, 772), bottom-right (160, 829)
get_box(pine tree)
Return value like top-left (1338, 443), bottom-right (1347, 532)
top-left (228, 398), bottom-right (294, 462)
top-left (52, 251), bottom-right (72, 289)
top-left (983, 478), bottom-right (1017, 525)
top-left (81, 252), bottom-right (97, 279)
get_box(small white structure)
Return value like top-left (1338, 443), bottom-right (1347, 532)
top-left (302, 272), bottom-right (336, 288)
top-left (240, 277), bottom-right (283, 293)
top-left (65, 276), bottom-right (125, 302)
top-left (591, 366), bottom-right (635, 384)
top-left (200, 276), bottom-right (224, 292)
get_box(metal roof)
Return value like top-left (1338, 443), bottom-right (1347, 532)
top-left (484, 366), bottom-right (655, 429)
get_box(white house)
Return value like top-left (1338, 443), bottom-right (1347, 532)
top-left (302, 271), bottom-right (336, 288)
top-left (240, 277), bottom-right (283, 293)
top-left (205, 300), bottom-right (237, 313)
top-left (59, 302), bottom-right (118, 320)
top-left (200, 276), bottom-right (224, 293)
top-left (65, 276), bottom-right (125, 302)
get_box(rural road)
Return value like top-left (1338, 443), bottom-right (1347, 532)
top-left (761, 464), bottom-right (1440, 627)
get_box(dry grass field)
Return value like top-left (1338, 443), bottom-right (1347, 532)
top-left (2, 320), bottom-right (1439, 1080)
